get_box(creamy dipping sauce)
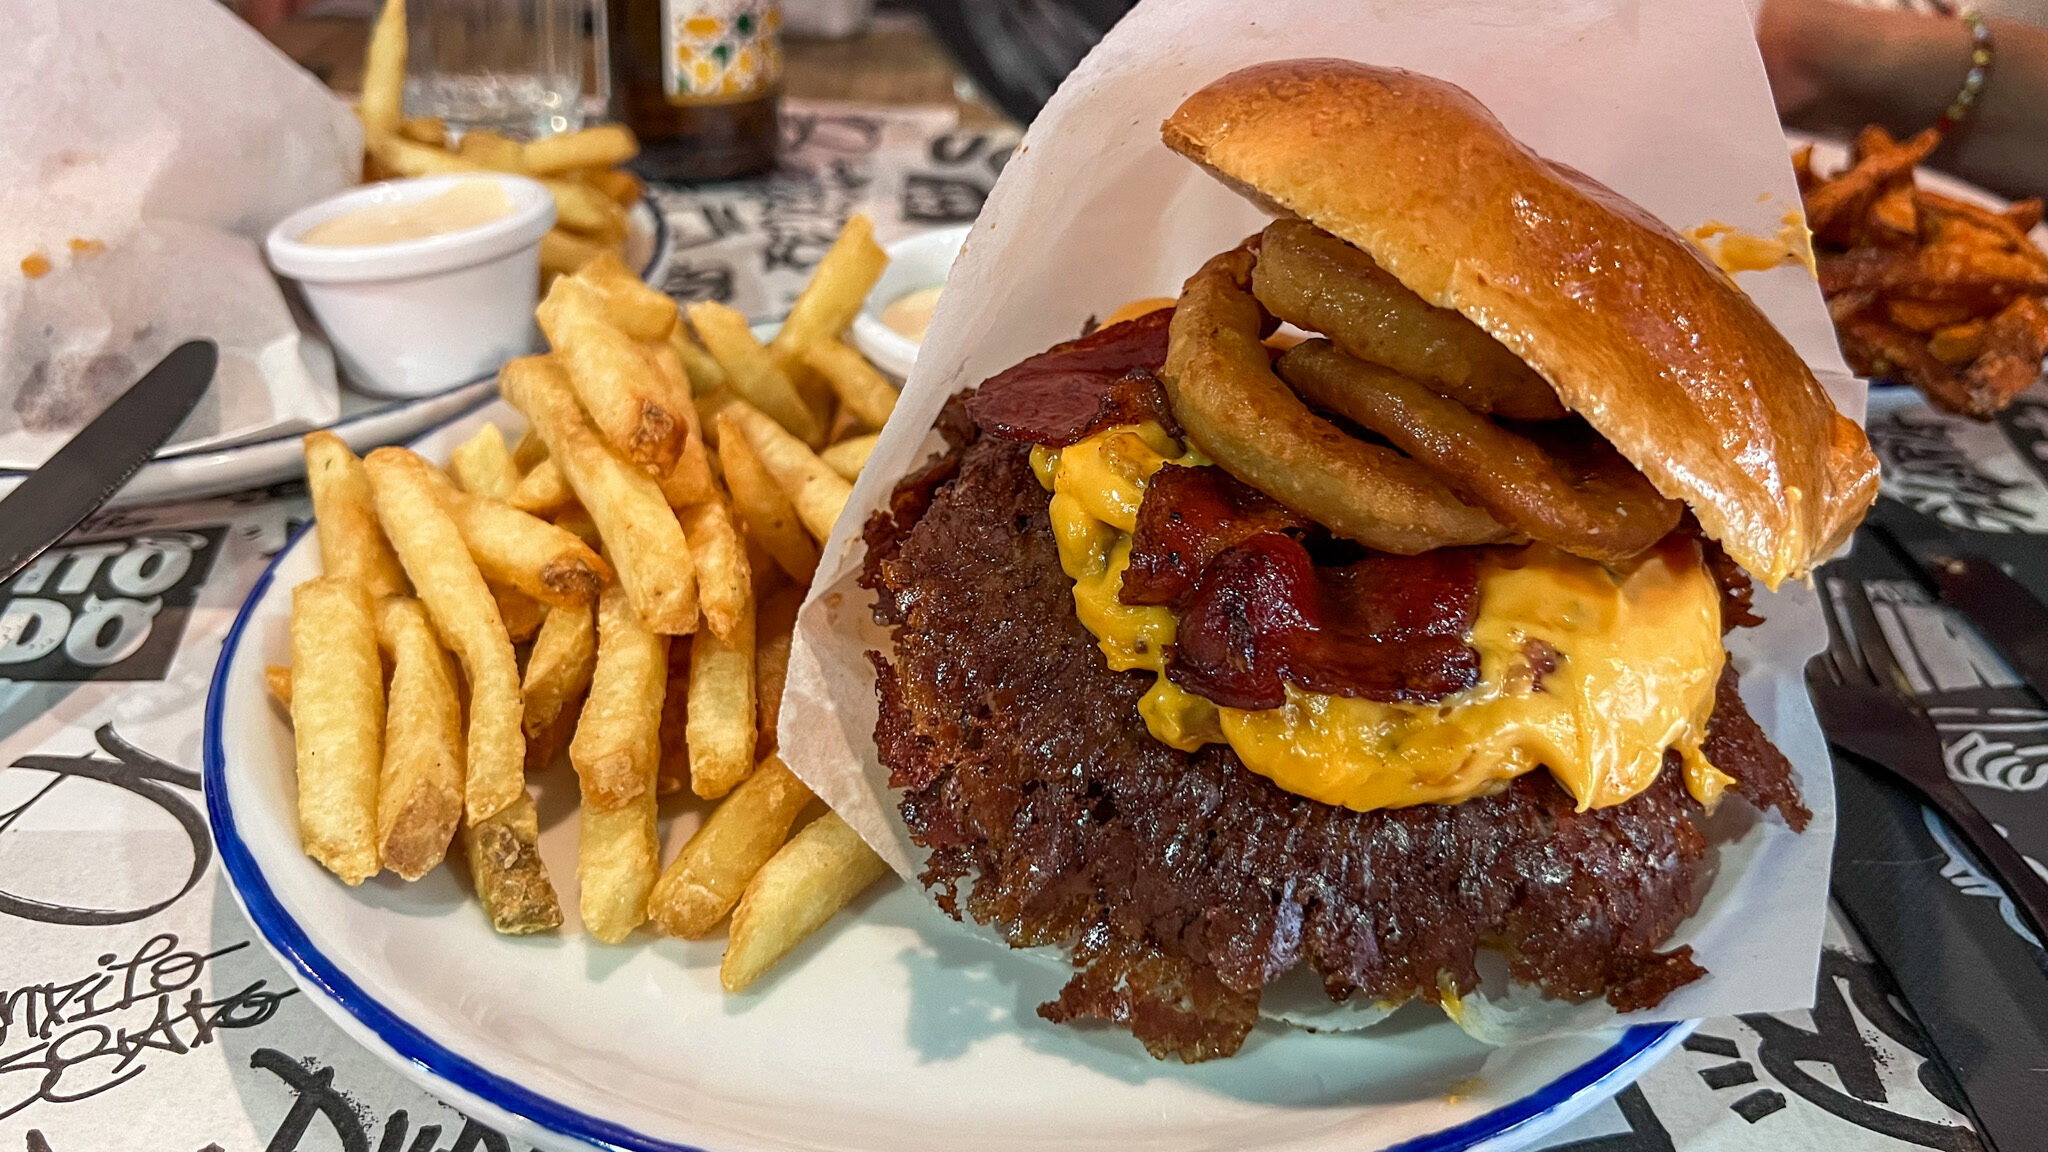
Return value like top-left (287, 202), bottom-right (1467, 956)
top-left (300, 180), bottom-right (515, 247)
top-left (880, 284), bottom-right (944, 342)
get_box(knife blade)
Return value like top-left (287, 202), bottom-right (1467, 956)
top-left (0, 340), bottom-right (217, 585)
top-left (1869, 497), bottom-right (2048, 707)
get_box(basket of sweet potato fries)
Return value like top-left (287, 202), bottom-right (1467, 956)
top-left (1801, 127), bottom-right (2048, 419)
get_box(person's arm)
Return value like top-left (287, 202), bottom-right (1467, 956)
top-left (1758, 0), bottom-right (2048, 201)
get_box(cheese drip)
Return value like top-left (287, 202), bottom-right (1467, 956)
top-left (1032, 423), bottom-right (1734, 811)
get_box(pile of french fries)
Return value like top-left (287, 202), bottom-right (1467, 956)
top-left (1802, 126), bottom-right (2048, 418)
top-left (272, 214), bottom-right (900, 992)
top-left (354, 0), bottom-right (645, 282)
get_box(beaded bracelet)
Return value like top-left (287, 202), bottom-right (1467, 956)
top-left (1927, 5), bottom-right (1995, 137)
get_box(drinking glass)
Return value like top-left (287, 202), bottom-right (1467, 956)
top-left (405, 0), bottom-right (586, 140)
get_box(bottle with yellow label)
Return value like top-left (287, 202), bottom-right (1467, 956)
top-left (607, 0), bottom-right (782, 181)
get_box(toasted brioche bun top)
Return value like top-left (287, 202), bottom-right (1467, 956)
top-left (1162, 59), bottom-right (1878, 587)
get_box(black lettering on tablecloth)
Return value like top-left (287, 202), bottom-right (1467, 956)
top-left (1659, 948), bottom-right (1981, 1149)
top-left (0, 527), bottom-right (223, 682)
top-left (1871, 408), bottom-right (2042, 532)
top-left (249, 1048), bottom-right (531, 1152)
top-left (0, 724), bottom-right (209, 927)
top-left (0, 934), bottom-right (294, 1121)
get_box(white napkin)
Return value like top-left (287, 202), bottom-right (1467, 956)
top-left (0, 0), bottom-right (360, 471)
top-left (781, 0), bottom-right (1858, 1043)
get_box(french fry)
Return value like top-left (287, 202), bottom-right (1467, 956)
top-left (304, 432), bottom-right (409, 598)
top-left (524, 692), bottom-right (581, 773)
top-left (573, 586), bottom-right (666, 943)
top-left (754, 584), bottom-right (802, 758)
top-left (576, 250), bottom-right (678, 341)
top-left (266, 664), bottom-right (294, 710)
top-left (510, 457), bottom-right (576, 516)
top-left (512, 428), bottom-right (549, 471)
top-left (542, 227), bottom-right (609, 279)
top-left (523, 124), bottom-right (640, 176)
top-left (492, 584), bottom-right (547, 643)
top-left (687, 301), bottom-right (826, 447)
top-left (648, 343), bottom-right (720, 507)
top-left (670, 322), bottom-right (729, 394)
top-left (369, 134), bottom-right (475, 178)
top-left (357, 0), bottom-right (407, 144)
top-left (451, 423), bottom-right (520, 501)
top-left (581, 167), bottom-right (645, 208)
top-left (580, 790), bottom-right (659, 943)
top-left (374, 597), bottom-right (464, 881)
top-left (548, 178), bottom-right (627, 239)
top-left (539, 277), bottom-right (686, 472)
top-left (458, 130), bottom-right (527, 173)
top-left (523, 597), bottom-right (597, 738)
top-left (570, 585), bottom-right (668, 811)
top-left (462, 793), bottom-right (563, 935)
top-left (365, 447), bottom-right (526, 826)
top-left (687, 586), bottom-right (756, 799)
top-left (720, 403), bottom-right (853, 543)
top-left (716, 412), bottom-right (819, 583)
top-left (555, 505), bottom-right (601, 547)
top-left (679, 500), bottom-right (751, 643)
top-left (500, 356), bottom-right (699, 634)
top-left (767, 213), bottom-right (887, 375)
top-left (289, 577), bottom-right (384, 885)
top-left (721, 812), bottom-right (890, 991)
top-left (431, 476), bottom-right (613, 607)
top-left (649, 755), bottom-right (813, 938)
top-left (818, 433), bottom-right (878, 482)
top-left (397, 116), bottom-right (447, 147)
top-left (801, 338), bottom-right (899, 431)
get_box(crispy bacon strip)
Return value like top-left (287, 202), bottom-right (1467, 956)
top-left (965, 309), bottom-right (1178, 446)
top-left (1167, 533), bottom-right (1481, 710)
top-left (1122, 464), bottom-right (1306, 607)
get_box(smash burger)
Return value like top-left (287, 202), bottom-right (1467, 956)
top-left (860, 60), bottom-right (1880, 1061)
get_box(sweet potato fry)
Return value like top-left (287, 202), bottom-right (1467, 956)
top-left (1962, 296), bottom-right (2048, 416)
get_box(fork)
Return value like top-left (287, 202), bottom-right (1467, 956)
top-left (1808, 573), bottom-right (2048, 943)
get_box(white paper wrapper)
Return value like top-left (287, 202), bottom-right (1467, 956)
top-left (782, 0), bottom-right (1857, 1044)
top-left (0, 0), bottom-right (357, 470)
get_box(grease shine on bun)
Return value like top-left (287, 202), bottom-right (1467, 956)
top-left (1163, 59), bottom-right (1879, 587)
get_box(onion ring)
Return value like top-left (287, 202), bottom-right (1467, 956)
top-left (1162, 246), bottom-right (1514, 554)
top-left (1276, 339), bottom-right (1681, 563)
top-left (1253, 220), bottom-right (1568, 421)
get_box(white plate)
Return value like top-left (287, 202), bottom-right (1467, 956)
top-left (0, 201), bottom-right (667, 508)
top-left (204, 399), bottom-right (1691, 1152)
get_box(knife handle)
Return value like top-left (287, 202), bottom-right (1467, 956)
top-left (1921, 769), bottom-right (2048, 948)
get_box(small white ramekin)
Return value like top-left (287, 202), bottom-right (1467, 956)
top-left (266, 173), bottom-right (556, 398)
top-left (851, 224), bottom-right (970, 380)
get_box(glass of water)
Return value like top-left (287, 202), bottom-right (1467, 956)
top-left (405, 0), bottom-right (587, 140)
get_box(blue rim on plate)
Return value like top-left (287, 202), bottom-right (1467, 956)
top-left (203, 491), bottom-right (1687, 1152)
top-left (1, 203), bottom-right (669, 481)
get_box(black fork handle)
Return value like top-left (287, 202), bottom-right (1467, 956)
top-left (1901, 758), bottom-right (2048, 946)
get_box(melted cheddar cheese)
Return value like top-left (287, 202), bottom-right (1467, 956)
top-left (1032, 423), bottom-right (1734, 812)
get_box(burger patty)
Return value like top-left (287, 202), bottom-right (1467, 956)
top-left (862, 398), bottom-right (1807, 1062)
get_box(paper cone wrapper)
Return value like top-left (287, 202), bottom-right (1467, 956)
top-left (780, 0), bottom-right (1859, 1043)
